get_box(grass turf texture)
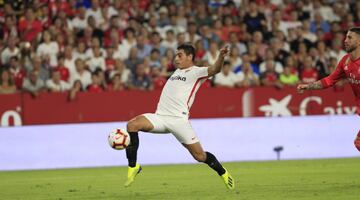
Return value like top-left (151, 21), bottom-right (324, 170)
top-left (0, 158), bottom-right (359, 200)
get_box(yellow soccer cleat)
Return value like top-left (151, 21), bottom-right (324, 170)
top-left (124, 164), bottom-right (142, 187)
top-left (221, 168), bottom-right (235, 190)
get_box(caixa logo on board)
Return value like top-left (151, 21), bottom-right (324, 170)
top-left (259, 95), bottom-right (357, 116)
top-left (1, 108), bottom-right (22, 127)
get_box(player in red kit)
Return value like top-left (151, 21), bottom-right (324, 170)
top-left (297, 27), bottom-right (360, 152)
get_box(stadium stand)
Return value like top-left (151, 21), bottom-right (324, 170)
top-left (0, 0), bottom-right (354, 95)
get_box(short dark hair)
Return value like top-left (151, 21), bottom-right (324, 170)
top-left (177, 43), bottom-right (196, 61)
top-left (349, 27), bottom-right (360, 35)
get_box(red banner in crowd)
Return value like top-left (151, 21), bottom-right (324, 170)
top-left (0, 86), bottom-right (357, 126)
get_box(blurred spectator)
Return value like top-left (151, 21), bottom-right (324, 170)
top-left (125, 47), bottom-right (143, 74)
top-left (310, 12), bottom-right (330, 33)
top-left (314, 41), bottom-right (330, 78)
top-left (199, 25), bottom-right (220, 49)
top-left (300, 57), bottom-right (319, 84)
top-left (236, 61), bottom-right (260, 87)
top-left (30, 56), bottom-right (50, 82)
top-left (227, 32), bottom-right (247, 55)
top-left (85, 37), bottom-right (105, 59)
top-left (54, 55), bottom-right (70, 82)
top-left (18, 8), bottom-right (43, 42)
top-left (69, 58), bottom-right (91, 89)
top-left (203, 41), bottom-right (219, 65)
top-left (176, 32), bottom-right (186, 46)
top-left (109, 59), bottom-right (131, 87)
top-left (293, 42), bottom-right (309, 67)
top-left (104, 46), bottom-right (116, 71)
top-left (0, 69), bottom-right (17, 94)
top-left (22, 69), bottom-right (45, 97)
top-left (214, 61), bottom-right (238, 88)
top-left (158, 6), bottom-right (170, 28)
top-left (164, 48), bottom-right (176, 72)
top-left (63, 45), bottom-right (77, 73)
top-left (136, 34), bottom-right (152, 60)
top-left (279, 67), bottom-right (299, 86)
top-left (87, 72), bottom-right (104, 93)
top-left (247, 42), bottom-right (262, 69)
top-left (71, 6), bottom-right (88, 31)
top-left (176, 5), bottom-right (188, 29)
top-left (1, 36), bottom-right (19, 65)
top-left (36, 30), bottom-right (60, 67)
top-left (221, 16), bottom-right (241, 42)
top-left (73, 42), bottom-right (87, 61)
top-left (108, 73), bottom-right (125, 91)
top-left (8, 56), bottom-right (26, 89)
top-left (185, 22), bottom-right (201, 44)
top-left (150, 65), bottom-right (167, 90)
top-left (87, 47), bottom-right (106, 72)
top-left (68, 79), bottom-right (84, 101)
top-left (228, 46), bottom-right (242, 71)
top-left (149, 48), bottom-right (161, 69)
top-left (259, 49), bottom-right (284, 74)
top-left (252, 31), bottom-right (268, 59)
top-left (243, 1), bottom-right (266, 33)
top-left (195, 2), bottom-right (212, 27)
top-left (148, 31), bottom-right (166, 56)
top-left (1, 15), bottom-right (19, 41)
top-left (163, 14), bottom-right (185, 36)
top-left (116, 28), bottom-right (137, 60)
top-left (128, 63), bottom-right (153, 91)
top-left (269, 37), bottom-right (289, 65)
top-left (301, 20), bottom-right (317, 43)
top-left (234, 53), bottom-right (259, 75)
top-left (94, 68), bottom-right (107, 90)
top-left (329, 38), bottom-right (346, 62)
top-left (161, 29), bottom-right (177, 51)
top-left (85, 0), bottom-right (104, 28)
top-left (272, 9), bottom-right (302, 37)
top-left (260, 60), bottom-right (281, 88)
top-left (46, 69), bottom-right (70, 92)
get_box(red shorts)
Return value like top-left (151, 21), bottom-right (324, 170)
top-left (355, 130), bottom-right (360, 152)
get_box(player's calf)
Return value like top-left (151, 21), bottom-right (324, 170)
top-left (354, 130), bottom-right (360, 152)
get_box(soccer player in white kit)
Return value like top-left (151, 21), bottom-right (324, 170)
top-left (124, 43), bottom-right (235, 190)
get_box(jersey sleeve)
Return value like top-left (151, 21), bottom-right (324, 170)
top-left (195, 66), bottom-right (209, 78)
top-left (320, 55), bottom-right (347, 88)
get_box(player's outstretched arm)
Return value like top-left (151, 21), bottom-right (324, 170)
top-left (297, 80), bottom-right (323, 93)
top-left (207, 46), bottom-right (230, 77)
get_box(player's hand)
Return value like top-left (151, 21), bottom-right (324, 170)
top-left (219, 45), bottom-right (230, 58)
top-left (297, 84), bottom-right (308, 93)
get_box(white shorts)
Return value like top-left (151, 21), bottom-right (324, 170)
top-left (142, 113), bottom-right (199, 144)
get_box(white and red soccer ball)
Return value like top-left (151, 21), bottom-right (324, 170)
top-left (108, 128), bottom-right (130, 150)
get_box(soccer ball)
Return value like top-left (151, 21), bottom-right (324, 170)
top-left (108, 128), bottom-right (130, 150)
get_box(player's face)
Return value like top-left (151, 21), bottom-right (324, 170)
top-left (344, 31), bottom-right (360, 53)
top-left (174, 49), bottom-right (193, 69)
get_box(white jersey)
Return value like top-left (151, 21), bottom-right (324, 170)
top-left (156, 66), bottom-right (208, 118)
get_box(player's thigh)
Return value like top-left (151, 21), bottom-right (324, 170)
top-left (168, 118), bottom-right (199, 144)
top-left (127, 114), bottom-right (155, 132)
top-left (141, 113), bottom-right (168, 133)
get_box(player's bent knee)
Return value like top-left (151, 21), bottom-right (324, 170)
top-left (127, 115), bottom-right (153, 132)
top-left (127, 119), bottom-right (142, 132)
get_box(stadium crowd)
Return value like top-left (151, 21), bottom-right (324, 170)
top-left (0, 0), bottom-right (357, 96)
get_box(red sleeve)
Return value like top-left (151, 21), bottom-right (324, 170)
top-left (320, 55), bottom-right (347, 88)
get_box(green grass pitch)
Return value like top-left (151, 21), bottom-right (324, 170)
top-left (0, 158), bottom-right (359, 200)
